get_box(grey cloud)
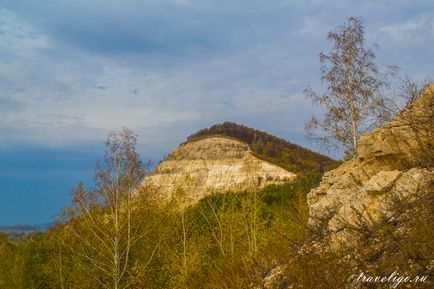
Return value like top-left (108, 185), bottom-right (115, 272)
top-left (1, 1), bottom-right (306, 56)
top-left (0, 0), bottom-right (433, 159)
top-left (0, 96), bottom-right (24, 112)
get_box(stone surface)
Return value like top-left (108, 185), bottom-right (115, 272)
top-left (360, 170), bottom-right (402, 195)
top-left (307, 84), bottom-right (434, 244)
top-left (141, 136), bottom-right (296, 205)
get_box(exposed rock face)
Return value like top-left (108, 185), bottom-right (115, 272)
top-left (142, 136), bottom-right (296, 204)
top-left (307, 84), bottom-right (434, 245)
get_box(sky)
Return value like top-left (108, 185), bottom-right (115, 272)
top-left (0, 0), bottom-right (433, 225)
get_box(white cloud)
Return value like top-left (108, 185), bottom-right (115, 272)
top-left (0, 9), bottom-right (49, 55)
top-left (379, 13), bottom-right (434, 42)
top-left (295, 17), bottom-right (331, 37)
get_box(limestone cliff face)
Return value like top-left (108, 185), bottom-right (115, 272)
top-left (307, 84), bottom-right (434, 245)
top-left (142, 136), bottom-right (296, 204)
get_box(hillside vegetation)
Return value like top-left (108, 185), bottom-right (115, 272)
top-left (188, 122), bottom-right (338, 175)
top-left (0, 175), bottom-right (319, 289)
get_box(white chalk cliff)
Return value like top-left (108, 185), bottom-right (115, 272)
top-left (142, 136), bottom-right (296, 204)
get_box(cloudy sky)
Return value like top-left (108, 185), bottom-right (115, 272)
top-left (1, 0), bottom-right (433, 225)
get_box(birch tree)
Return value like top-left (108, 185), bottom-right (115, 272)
top-left (67, 128), bottom-right (148, 289)
top-left (305, 17), bottom-right (396, 158)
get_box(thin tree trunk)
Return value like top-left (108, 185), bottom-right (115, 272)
top-left (58, 241), bottom-right (65, 289)
top-left (181, 211), bottom-right (188, 289)
top-left (348, 84), bottom-right (358, 153)
top-left (351, 112), bottom-right (358, 152)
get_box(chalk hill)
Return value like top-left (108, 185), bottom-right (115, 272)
top-left (142, 123), bottom-right (336, 204)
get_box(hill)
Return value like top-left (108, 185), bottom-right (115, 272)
top-left (187, 122), bottom-right (338, 175)
top-left (143, 136), bottom-right (297, 204)
top-left (0, 225), bottom-right (39, 239)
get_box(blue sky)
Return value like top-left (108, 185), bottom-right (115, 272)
top-left (0, 0), bottom-right (433, 225)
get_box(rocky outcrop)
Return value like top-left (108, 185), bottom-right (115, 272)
top-left (307, 84), bottom-right (434, 245)
top-left (142, 136), bottom-right (296, 205)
